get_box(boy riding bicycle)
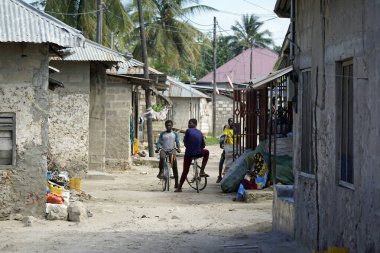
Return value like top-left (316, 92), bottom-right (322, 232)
top-left (155, 120), bottom-right (181, 188)
top-left (175, 118), bottom-right (209, 192)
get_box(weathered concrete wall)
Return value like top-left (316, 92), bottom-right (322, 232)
top-left (0, 43), bottom-right (49, 219)
top-left (49, 61), bottom-right (90, 177)
top-left (105, 75), bottom-right (132, 170)
top-left (148, 97), bottom-right (211, 137)
top-left (293, 1), bottom-right (380, 251)
top-left (89, 63), bottom-right (107, 171)
top-left (199, 98), bottom-right (210, 135)
top-left (171, 97), bottom-right (191, 130)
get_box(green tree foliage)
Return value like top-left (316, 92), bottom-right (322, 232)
top-left (192, 14), bottom-right (276, 80)
top-left (128, 0), bottom-right (216, 76)
top-left (230, 14), bottom-right (274, 55)
top-left (44, 0), bottom-right (132, 52)
top-left (191, 35), bottom-right (236, 80)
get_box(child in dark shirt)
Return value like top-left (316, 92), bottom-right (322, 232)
top-left (175, 119), bottom-right (209, 192)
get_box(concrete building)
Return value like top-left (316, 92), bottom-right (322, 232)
top-left (162, 77), bottom-right (210, 134)
top-left (275, 0), bottom-right (380, 252)
top-left (0, 0), bottom-right (84, 219)
top-left (49, 40), bottom-right (130, 174)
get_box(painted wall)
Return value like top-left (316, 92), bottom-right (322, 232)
top-left (293, 1), bottom-right (380, 252)
top-left (0, 43), bottom-right (49, 219)
top-left (105, 75), bottom-right (132, 170)
top-left (49, 61), bottom-right (90, 178)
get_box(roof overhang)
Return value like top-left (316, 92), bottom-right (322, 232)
top-left (49, 77), bottom-right (64, 91)
top-left (107, 73), bottom-right (152, 86)
top-left (124, 73), bottom-right (169, 91)
top-left (156, 92), bottom-right (172, 105)
top-left (249, 66), bottom-right (293, 90)
top-left (274, 0), bottom-right (291, 18)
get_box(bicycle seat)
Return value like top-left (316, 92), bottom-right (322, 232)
top-left (190, 154), bottom-right (203, 160)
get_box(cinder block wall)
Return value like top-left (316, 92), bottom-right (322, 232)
top-left (210, 95), bottom-right (234, 135)
top-left (105, 76), bottom-right (132, 170)
top-left (0, 43), bottom-right (49, 219)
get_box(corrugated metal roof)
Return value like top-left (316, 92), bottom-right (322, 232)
top-left (0, 0), bottom-right (84, 47)
top-left (51, 40), bottom-right (126, 62)
top-left (250, 66), bottom-right (293, 89)
top-left (117, 58), bottom-right (165, 75)
top-left (117, 58), bottom-right (205, 97)
top-left (164, 77), bottom-right (210, 99)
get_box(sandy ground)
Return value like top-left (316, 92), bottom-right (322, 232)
top-left (0, 145), bottom-right (307, 253)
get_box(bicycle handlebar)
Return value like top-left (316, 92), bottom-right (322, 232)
top-left (155, 148), bottom-right (180, 154)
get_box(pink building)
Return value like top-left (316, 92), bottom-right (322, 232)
top-left (197, 47), bottom-right (278, 87)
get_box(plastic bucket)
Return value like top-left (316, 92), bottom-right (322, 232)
top-left (69, 178), bottom-right (81, 192)
top-left (47, 181), bottom-right (63, 196)
top-left (75, 178), bottom-right (81, 192)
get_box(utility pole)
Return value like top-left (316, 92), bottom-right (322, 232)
top-left (212, 16), bottom-right (217, 137)
top-left (96, 0), bottom-right (102, 44)
top-left (137, 0), bottom-right (154, 157)
top-left (250, 39), bottom-right (256, 80)
top-left (110, 32), bottom-right (114, 50)
top-left (189, 68), bottom-right (193, 118)
top-left (250, 39), bottom-right (253, 80)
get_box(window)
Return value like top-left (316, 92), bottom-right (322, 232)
top-left (301, 70), bottom-right (314, 174)
top-left (337, 60), bottom-right (353, 184)
top-left (0, 113), bottom-right (16, 167)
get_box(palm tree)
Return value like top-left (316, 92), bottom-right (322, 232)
top-left (230, 14), bottom-right (274, 54)
top-left (128, 0), bottom-right (216, 75)
top-left (44, 0), bottom-right (132, 51)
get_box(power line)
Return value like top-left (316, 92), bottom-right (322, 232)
top-left (45, 9), bottom-right (100, 16)
top-left (241, 0), bottom-right (274, 13)
top-left (165, 1), bottom-right (214, 27)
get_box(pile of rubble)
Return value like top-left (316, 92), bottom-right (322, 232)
top-left (45, 152), bottom-right (92, 222)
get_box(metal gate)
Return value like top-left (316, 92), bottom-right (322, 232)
top-left (232, 88), bottom-right (268, 160)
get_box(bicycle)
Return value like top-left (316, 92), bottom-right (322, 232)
top-left (185, 157), bottom-right (207, 193)
top-left (158, 149), bottom-right (176, 191)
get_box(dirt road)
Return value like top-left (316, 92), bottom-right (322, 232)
top-left (0, 145), bottom-right (307, 253)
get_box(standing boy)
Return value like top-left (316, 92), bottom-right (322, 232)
top-left (217, 118), bottom-right (235, 183)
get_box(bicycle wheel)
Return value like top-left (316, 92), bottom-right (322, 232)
top-left (186, 161), bottom-right (207, 192)
top-left (161, 163), bottom-right (168, 191)
top-left (162, 160), bottom-right (171, 191)
top-left (166, 160), bottom-right (171, 191)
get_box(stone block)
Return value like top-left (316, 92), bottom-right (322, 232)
top-left (244, 189), bottom-right (273, 203)
top-left (132, 157), bottom-right (159, 168)
top-left (85, 170), bottom-right (115, 180)
top-left (46, 203), bottom-right (68, 220)
top-left (68, 201), bottom-right (88, 222)
top-left (272, 185), bottom-right (294, 238)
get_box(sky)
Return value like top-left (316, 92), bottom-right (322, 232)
top-left (22, 0), bottom-right (289, 46)
top-left (190, 0), bottom-right (289, 47)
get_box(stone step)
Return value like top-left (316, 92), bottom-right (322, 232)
top-left (132, 157), bottom-right (159, 168)
top-left (85, 171), bottom-right (115, 180)
top-left (244, 188), bottom-right (273, 203)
